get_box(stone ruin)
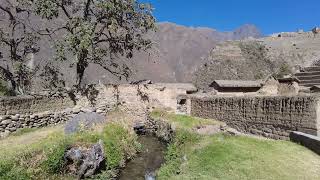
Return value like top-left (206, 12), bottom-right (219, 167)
top-left (0, 80), bottom-right (319, 154)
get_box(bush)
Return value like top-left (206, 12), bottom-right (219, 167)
top-left (41, 139), bottom-right (70, 174)
top-left (102, 123), bottom-right (140, 169)
top-left (0, 80), bottom-right (12, 96)
top-left (158, 130), bottom-right (199, 179)
top-left (275, 62), bottom-right (291, 78)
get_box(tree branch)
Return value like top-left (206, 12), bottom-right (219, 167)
top-left (0, 5), bottom-right (15, 24)
top-left (58, 2), bottom-right (71, 19)
top-left (84, 0), bottom-right (92, 20)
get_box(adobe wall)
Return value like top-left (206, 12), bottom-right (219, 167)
top-left (94, 83), bottom-right (196, 121)
top-left (191, 95), bottom-right (320, 139)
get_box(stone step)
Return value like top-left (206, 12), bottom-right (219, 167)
top-left (299, 83), bottom-right (320, 87)
top-left (303, 66), bottom-right (320, 72)
top-left (298, 79), bottom-right (320, 84)
top-left (295, 71), bottom-right (320, 76)
top-left (295, 75), bottom-right (320, 81)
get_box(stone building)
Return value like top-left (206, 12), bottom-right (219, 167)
top-left (310, 85), bottom-right (320, 93)
top-left (210, 80), bottom-right (262, 93)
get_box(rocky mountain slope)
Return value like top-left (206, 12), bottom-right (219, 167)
top-left (81, 23), bottom-right (262, 85)
top-left (193, 31), bottom-right (320, 89)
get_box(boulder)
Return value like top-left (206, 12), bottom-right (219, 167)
top-left (1, 119), bottom-right (12, 125)
top-left (64, 112), bottom-right (106, 134)
top-left (65, 140), bottom-right (105, 179)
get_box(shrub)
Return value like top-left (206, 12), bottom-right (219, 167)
top-left (158, 130), bottom-right (199, 179)
top-left (0, 80), bottom-right (13, 96)
top-left (275, 62), bottom-right (291, 78)
top-left (41, 139), bottom-right (70, 174)
top-left (102, 123), bottom-right (140, 169)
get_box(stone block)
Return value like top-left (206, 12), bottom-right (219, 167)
top-left (290, 131), bottom-right (320, 155)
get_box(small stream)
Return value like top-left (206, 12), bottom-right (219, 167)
top-left (118, 135), bottom-right (166, 180)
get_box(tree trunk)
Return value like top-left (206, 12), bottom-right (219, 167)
top-left (76, 50), bottom-right (89, 89)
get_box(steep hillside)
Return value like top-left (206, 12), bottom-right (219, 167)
top-left (193, 31), bottom-right (320, 89)
top-left (83, 23), bottom-right (262, 85)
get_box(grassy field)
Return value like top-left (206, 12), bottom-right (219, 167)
top-left (154, 111), bottom-right (320, 180)
top-left (151, 109), bottom-right (224, 129)
top-left (1, 111), bottom-right (320, 180)
top-left (0, 123), bottom-right (140, 179)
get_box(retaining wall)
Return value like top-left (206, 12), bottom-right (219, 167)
top-left (0, 94), bottom-right (112, 137)
top-left (191, 95), bottom-right (320, 139)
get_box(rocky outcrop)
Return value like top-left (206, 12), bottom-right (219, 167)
top-left (65, 140), bottom-right (105, 179)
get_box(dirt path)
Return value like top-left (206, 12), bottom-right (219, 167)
top-left (0, 125), bottom-right (63, 151)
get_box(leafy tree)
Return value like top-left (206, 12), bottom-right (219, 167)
top-left (0, 0), bottom-right (40, 95)
top-left (35, 0), bottom-right (155, 89)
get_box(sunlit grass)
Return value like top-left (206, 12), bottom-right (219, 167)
top-left (0, 122), bottom-right (140, 179)
top-left (151, 109), bottom-right (223, 129)
top-left (156, 112), bottom-right (320, 180)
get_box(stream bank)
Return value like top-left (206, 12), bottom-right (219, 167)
top-left (118, 116), bottom-right (174, 180)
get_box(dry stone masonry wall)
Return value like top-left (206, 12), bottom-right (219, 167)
top-left (0, 83), bottom-right (195, 137)
top-left (0, 95), bottom-right (109, 137)
top-left (191, 95), bottom-right (320, 139)
top-left (0, 96), bottom-right (74, 136)
top-left (0, 96), bottom-right (74, 115)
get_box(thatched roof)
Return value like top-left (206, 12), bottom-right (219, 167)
top-left (277, 77), bottom-right (300, 83)
top-left (155, 83), bottom-right (198, 92)
top-left (211, 80), bottom-right (262, 88)
top-left (310, 85), bottom-right (320, 91)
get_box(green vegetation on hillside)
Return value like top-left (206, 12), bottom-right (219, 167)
top-left (155, 112), bottom-right (320, 180)
top-left (0, 123), bottom-right (140, 179)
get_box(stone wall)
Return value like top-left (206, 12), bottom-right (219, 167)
top-left (0, 96), bottom-right (75, 115)
top-left (290, 131), bottom-right (320, 155)
top-left (0, 95), bottom-right (76, 136)
top-left (0, 83), bottom-right (196, 137)
top-left (191, 95), bottom-right (320, 139)
top-left (94, 83), bottom-right (197, 121)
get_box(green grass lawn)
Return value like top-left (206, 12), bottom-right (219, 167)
top-left (155, 111), bottom-right (320, 180)
top-left (151, 109), bottom-right (224, 129)
top-left (0, 123), bottom-right (140, 180)
top-left (1, 111), bottom-right (320, 180)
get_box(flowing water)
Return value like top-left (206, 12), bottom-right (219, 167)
top-left (118, 135), bottom-right (166, 180)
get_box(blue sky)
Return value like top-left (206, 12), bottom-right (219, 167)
top-left (145, 0), bottom-right (320, 35)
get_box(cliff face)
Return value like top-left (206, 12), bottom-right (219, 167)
top-left (193, 32), bottom-right (320, 90)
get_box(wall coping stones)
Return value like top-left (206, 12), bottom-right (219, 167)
top-left (290, 131), bottom-right (320, 155)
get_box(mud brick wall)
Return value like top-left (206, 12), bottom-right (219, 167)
top-left (191, 95), bottom-right (320, 139)
top-left (94, 83), bottom-right (195, 121)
